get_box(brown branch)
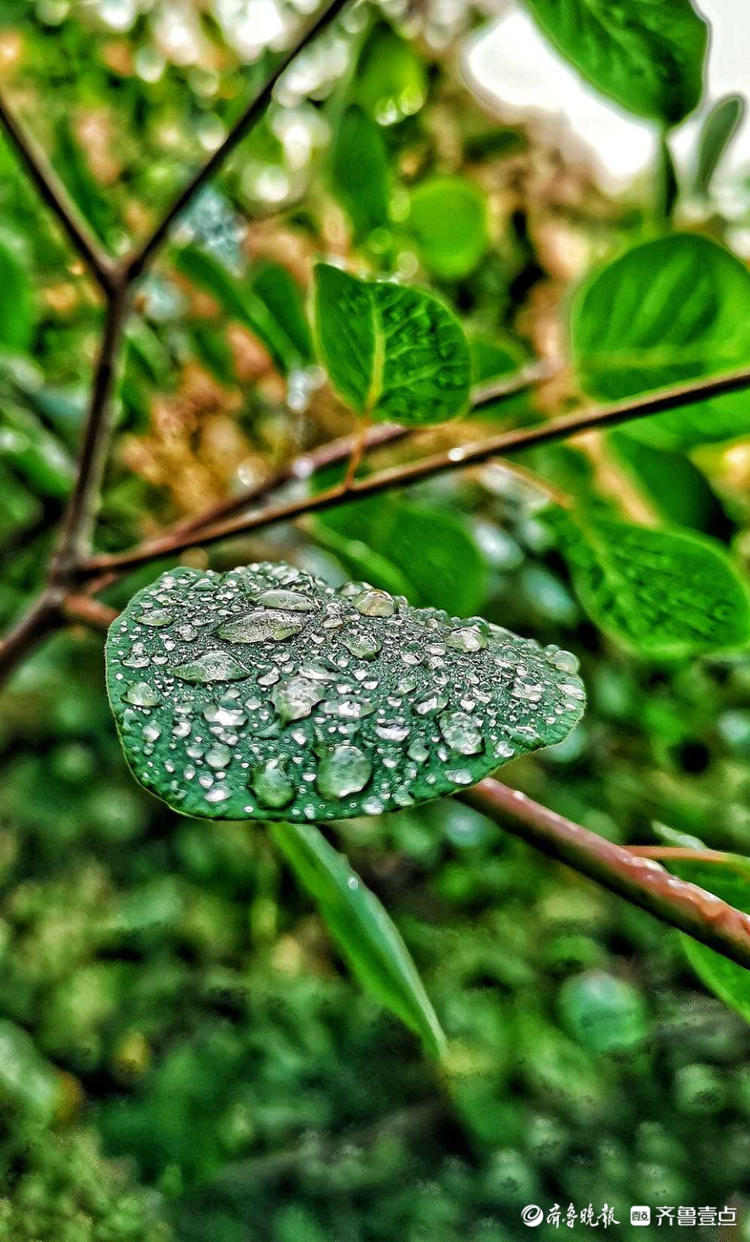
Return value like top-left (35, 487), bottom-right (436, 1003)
top-left (122, 0), bottom-right (351, 285)
top-left (51, 280), bottom-right (131, 576)
top-left (463, 780), bottom-right (750, 970)
top-left (0, 91), bottom-right (114, 293)
top-left (79, 361), bottom-right (750, 578)
top-left (62, 593), bottom-right (117, 631)
top-left (0, 592), bottom-right (60, 685)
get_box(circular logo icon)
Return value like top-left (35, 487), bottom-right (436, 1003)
top-left (521, 1205), bottom-right (544, 1227)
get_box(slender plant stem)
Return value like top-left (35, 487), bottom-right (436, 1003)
top-left (0, 592), bottom-right (60, 685)
top-left (122, 0), bottom-right (351, 284)
top-left (79, 361), bottom-right (750, 578)
top-left (462, 780), bottom-right (750, 970)
top-left (0, 92), bottom-right (115, 293)
top-left (52, 280), bottom-right (131, 575)
top-left (62, 594), bottom-right (118, 630)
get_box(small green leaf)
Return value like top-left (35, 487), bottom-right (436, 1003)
top-left (408, 176), bottom-right (488, 281)
top-left (663, 853), bottom-right (750, 1024)
top-left (271, 820), bottom-right (446, 1057)
top-left (525, 0), bottom-right (707, 124)
top-left (0, 242), bottom-right (33, 351)
top-left (550, 509), bottom-right (750, 658)
top-left (694, 94), bottom-right (745, 196)
top-left (572, 233), bottom-right (750, 449)
top-left (354, 21), bottom-right (427, 126)
top-left (106, 563), bottom-right (585, 821)
top-left (331, 104), bottom-right (390, 241)
top-left (249, 261), bottom-right (313, 363)
top-left (173, 245), bottom-right (295, 374)
top-left (609, 432), bottom-right (728, 534)
top-left (313, 264), bottom-right (471, 425)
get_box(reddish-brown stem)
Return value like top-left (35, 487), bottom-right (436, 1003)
top-left (0, 592), bottom-right (60, 685)
top-left (0, 91), bottom-right (115, 293)
top-left (62, 594), bottom-right (118, 631)
top-left (463, 780), bottom-right (750, 970)
top-left (79, 361), bottom-right (750, 578)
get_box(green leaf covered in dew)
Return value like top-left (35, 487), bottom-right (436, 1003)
top-left (105, 563), bottom-right (585, 822)
top-left (549, 508), bottom-right (750, 659)
top-left (408, 176), bottom-right (489, 281)
top-left (524, 0), bottom-right (707, 125)
top-left (271, 820), bottom-right (446, 1057)
top-left (661, 853), bottom-right (750, 1026)
top-left (313, 264), bottom-right (471, 425)
top-left (572, 233), bottom-right (750, 449)
top-left (330, 104), bottom-right (390, 242)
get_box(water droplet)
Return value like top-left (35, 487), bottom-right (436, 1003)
top-left (206, 743), bottom-right (232, 769)
top-left (353, 589), bottom-right (395, 617)
top-left (341, 632), bottom-right (382, 660)
top-left (136, 608), bottom-right (174, 627)
top-left (173, 650), bottom-right (250, 683)
top-left (253, 758), bottom-right (295, 808)
top-left (124, 682), bottom-right (162, 706)
top-left (255, 588), bottom-right (317, 612)
top-left (446, 626), bottom-right (486, 653)
top-left (218, 609), bottom-right (309, 644)
top-left (272, 675), bottom-right (324, 723)
top-left (439, 711), bottom-right (483, 755)
top-left (317, 745), bottom-right (372, 799)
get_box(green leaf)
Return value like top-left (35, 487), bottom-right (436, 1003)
top-left (331, 104), bottom-right (390, 241)
top-left (663, 853), bottom-right (750, 1024)
top-left (271, 820), bottom-right (446, 1056)
top-left (0, 403), bottom-right (74, 498)
top-left (572, 233), bottom-right (750, 449)
top-left (106, 563), bottom-right (585, 822)
top-left (408, 176), bottom-right (488, 281)
top-left (550, 509), bottom-right (750, 658)
top-left (249, 261), bottom-right (313, 364)
top-left (0, 242), bottom-right (33, 351)
top-left (525, 0), bottom-right (707, 124)
top-left (694, 94), bottom-right (745, 196)
top-left (354, 21), bottom-right (427, 126)
top-left (313, 264), bottom-right (471, 425)
top-left (320, 495), bottom-right (488, 616)
top-left (609, 431), bottom-right (728, 534)
top-left (173, 245), bottom-right (295, 374)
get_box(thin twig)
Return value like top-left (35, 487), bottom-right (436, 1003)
top-left (122, 0), bottom-right (351, 284)
top-left (79, 361), bottom-right (750, 578)
top-left (51, 280), bottom-right (131, 575)
top-left (62, 593), bottom-right (118, 631)
top-left (463, 780), bottom-right (750, 970)
top-left (0, 592), bottom-right (60, 685)
top-left (0, 91), bottom-right (115, 293)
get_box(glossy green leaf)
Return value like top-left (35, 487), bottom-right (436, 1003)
top-left (331, 104), bottom-right (390, 241)
top-left (354, 21), bottom-right (427, 126)
top-left (572, 233), bottom-right (750, 449)
top-left (173, 245), bottom-right (295, 374)
top-left (694, 94), bottom-right (745, 196)
top-left (408, 176), bottom-right (488, 280)
top-left (609, 432), bottom-right (728, 534)
top-left (0, 403), bottom-right (74, 498)
top-left (0, 242), bottom-right (33, 351)
top-left (664, 854), bottom-right (750, 1025)
top-left (271, 820), bottom-right (446, 1057)
top-left (106, 563), bottom-right (585, 822)
top-left (551, 509), bottom-right (750, 658)
top-left (320, 495), bottom-right (487, 616)
top-left (313, 264), bottom-right (471, 425)
top-left (525, 0), bottom-right (707, 124)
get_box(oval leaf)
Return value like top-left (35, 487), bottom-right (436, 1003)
top-left (551, 509), bottom-right (750, 658)
top-left (271, 821), bottom-right (446, 1056)
top-left (106, 563), bottom-right (585, 822)
top-left (525, 0), bottom-right (707, 124)
top-left (331, 104), bottom-right (390, 241)
top-left (408, 176), bottom-right (488, 281)
top-left (572, 233), bottom-right (750, 448)
top-left (694, 94), bottom-right (745, 197)
top-left (313, 264), bottom-right (471, 426)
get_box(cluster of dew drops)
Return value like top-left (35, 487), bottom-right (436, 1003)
top-left (107, 563), bottom-right (585, 822)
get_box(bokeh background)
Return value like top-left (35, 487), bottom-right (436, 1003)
top-left (2, 1), bottom-right (750, 1239)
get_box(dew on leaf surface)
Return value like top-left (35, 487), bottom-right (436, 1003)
top-left (106, 562), bottom-right (586, 821)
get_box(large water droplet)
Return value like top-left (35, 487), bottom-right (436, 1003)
top-left (439, 711), bottom-right (483, 755)
top-left (446, 626), bottom-right (486, 653)
top-left (218, 610), bottom-right (308, 644)
top-left (317, 745), bottom-right (372, 799)
top-left (255, 588), bottom-right (317, 612)
top-left (136, 608), bottom-right (174, 627)
top-left (353, 589), bottom-right (395, 617)
top-left (124, 682), bottom-right (162, 706)
top-left (272, 675), bottom-right (324, 723)
top-left (253, 757), bottom-right (295, 808)
top-left (173, 650), bottom-right (250, 683)
top-left (342, 632), bottom-right (382, 660)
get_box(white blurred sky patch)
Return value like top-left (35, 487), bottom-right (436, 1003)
top-left (464, 0), bottom-right (750, 197)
